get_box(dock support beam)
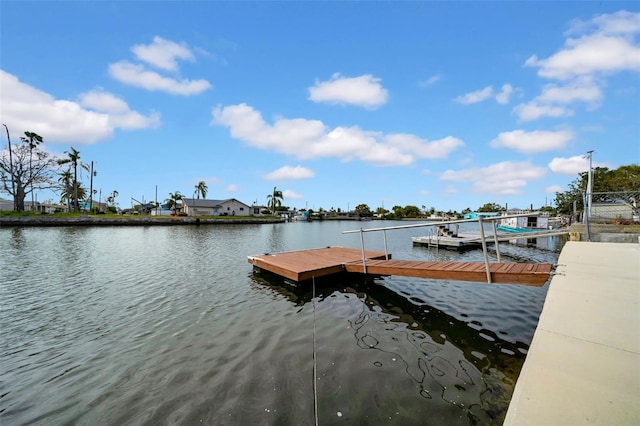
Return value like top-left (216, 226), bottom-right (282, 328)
top-left (478, 216), bottom-right (492, 283)
top-left (359, 228), bottom-right (367, 274)
top-left (492, 221), bottom-right (501, 263)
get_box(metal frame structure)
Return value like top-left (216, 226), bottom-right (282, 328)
top-left (343, 212), bottom-right (553, 283)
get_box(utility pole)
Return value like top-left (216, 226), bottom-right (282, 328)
top-left (586, 150), bottom-right (594, 242)
top-left (89, 161), bottom-right (95, 212)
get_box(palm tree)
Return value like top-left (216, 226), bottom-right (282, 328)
top-left (57, 147), bottom-right (89, 212)
top-left (60, 180), bottom-right (86, 210)
top-left (20, 131), bottom-right (43, 211)
top-left (266, 186), bottom-right (283, 215)
top-left (195, 181), bottom-right (208, 199)
top-left (58, 170), bottom-right (73, 212)
top-left (165, 191), bottom-right (183, 215)
top-left (106, 190), bottom-right (118, 206)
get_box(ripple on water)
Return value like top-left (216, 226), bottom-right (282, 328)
top-left (0, 224), bottom-right (562, 425)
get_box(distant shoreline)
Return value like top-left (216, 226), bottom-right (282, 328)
top-left (0, 215), bottom-right (286, 227)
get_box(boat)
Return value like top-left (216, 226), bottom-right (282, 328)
top-left (497, 211), bottom-right (550, 233)
top-left (463, 211), bottom-right (501, 220)
top-left (291, 211), bottom-right (311, 222)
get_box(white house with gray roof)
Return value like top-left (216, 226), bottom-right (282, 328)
top-left (181, 198), bottom-right (253, 217)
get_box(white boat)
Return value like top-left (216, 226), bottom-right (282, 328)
top-left (497, 211), bottom-right (550, 233)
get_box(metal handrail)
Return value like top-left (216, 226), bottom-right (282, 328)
top-left (342, 212), bottom-right (547, 284)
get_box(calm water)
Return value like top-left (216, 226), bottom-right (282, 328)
top-left (0, 221), bottom-right (566, 425)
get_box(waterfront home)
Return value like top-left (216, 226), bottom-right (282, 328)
top-left (182, 198), bottom-right (252, 217)
top-left (0, 199), bottom-right (68, 213)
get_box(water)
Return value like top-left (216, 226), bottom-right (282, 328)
top-left (0, 221), bottom-right (566, 425)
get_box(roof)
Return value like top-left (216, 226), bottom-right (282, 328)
top-left (182, 198), bottom-right (250, 208)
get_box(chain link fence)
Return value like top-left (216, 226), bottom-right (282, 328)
top-left (586, 191), bottom-right (639, 224)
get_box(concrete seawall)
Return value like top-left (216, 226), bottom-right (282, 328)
top-left (504, 241), bottom-right (640, 425)
top-left (0, 216), bottom-right (286, 227)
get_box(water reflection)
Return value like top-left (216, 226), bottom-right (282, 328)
top-left (251, 272), bottom-right (526, 423)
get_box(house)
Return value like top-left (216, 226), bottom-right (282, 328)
top-left (250, 205), bottom-right (270, 216)
top-left (150, 204), bottom-right (174, 216)
top-left (0, 199), bottom-right (67, 213)
top-left (181, 198), bottom-right (253, 217)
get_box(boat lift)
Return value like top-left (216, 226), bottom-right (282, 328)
top-left (342, 213), bottom-right (567, 284)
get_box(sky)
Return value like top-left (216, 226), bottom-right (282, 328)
top-left (1, 1), bottom-right (639, 213)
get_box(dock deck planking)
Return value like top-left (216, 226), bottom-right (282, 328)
top-left (248, 246), bottom-right (553, 286)
top-left (248, 246), bottom-right (389, 282)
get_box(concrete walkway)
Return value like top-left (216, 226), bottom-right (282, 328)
top-left (505, 241), bottom-right (639, 425)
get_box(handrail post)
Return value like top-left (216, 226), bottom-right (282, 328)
top-left (382, 229), bottom-right (389, 260)
top-left (478, 216), bottom-right (492, 283)
top-left (359, 228), bottom-right (367, 274)
top-left (492, 220), bottom-right (501, 263)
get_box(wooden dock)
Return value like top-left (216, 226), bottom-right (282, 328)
top-left (248, 246), bottom-right (553, 286)
top-left (412, 229), bottom-right (570, 251)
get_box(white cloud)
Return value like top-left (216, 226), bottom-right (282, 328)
top-left (419, 74), bottom-right (442, 88)
top-left (0, 70), bottom-right (160, 144)
top-left (546, 185), bottom-right (564, 194)
top-left (518, 11), bottom-right (640, 121)
top-left (109, 61), bottom-right (211, 96)
top-left (536, 77), bottom-right (603, 105)
top-left (265, 165), bottom-right (315, 181)
top-left (495, 84), bottom-right (515, 104)
top-left (131, 36), bottom-right (195, 72)
top-left (490, 129), bottom-right (573, 153)
top-left (384, 134), bottom-right (464, 159)
top-left (109, 36), bottom-right (212, 96)
top-left (226, 184), bottom-right (240, 192)
top-left (283, 189), bottom-right (303, 200)
top-left (515, 77), bottom-right (604, 120)
top-left (567, 10), bottom-right (640, 36)
top-left (440, 161), bottom-right (547, 195)
top-left (308, 73), bottom-right (389, 108)
top-left (548, 155), bottom-right (591, 175)
top-left (525, 34), bottom-right (640, 80)
top-left (548, 155), bottom-right (611, 175)
top-left (454, 86), bottom-right (494, 104)
top-left (512, 101), bottom-right (573, 121)
top-left (211, 103), bottom-right (464, 167)
top-left (78, 90), bottom-right (161, 130)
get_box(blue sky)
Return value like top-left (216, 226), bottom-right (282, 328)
top-left (1, 2), bottom-right (638, 212)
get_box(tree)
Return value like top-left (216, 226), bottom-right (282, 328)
top-left (20, 131), bottom-right (43, 211)
top-left (106, 190), bottom-right (119, 213)
top-left (392, 205), bottom-right (404, 218)
top-left (58, 170), bottom-right (73, 211)
top-left (165, 191), bottom-right (183, 214)
top-left (266, 186), bottom-right (283, 214)
top-left (195, 181), bottom-right (208, 199)
top-left (57, 147), bottom-right (89, 212)
top-left (1, 130), bottom-right (57, 212)
top-left (477, 202), bottom-right (503, 212)
top-left (354, 203), bottom-right (371, 214)
top-left (60, 180), bottom-right (87, 208)
top-left (554, 165), bottom-right (640, 215)
top-left (403, 205), bottom-right (421, 218)
top-left (375, 206), bottom-right (389, 216)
